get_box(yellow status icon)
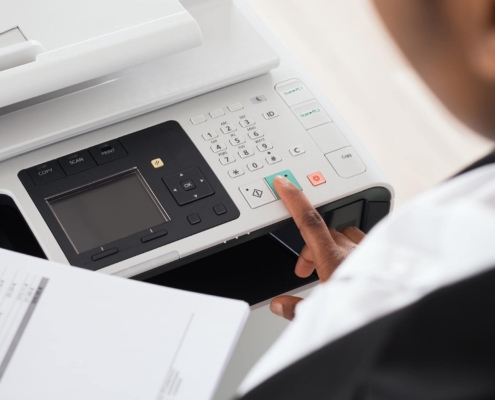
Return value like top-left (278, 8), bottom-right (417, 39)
top-left (151, 158), bottom-right (164, 168)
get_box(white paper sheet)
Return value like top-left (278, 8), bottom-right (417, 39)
top-left (0, 249), bottom-right (249, 400)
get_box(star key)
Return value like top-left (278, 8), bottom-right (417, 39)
top-left (229, 167), bottom-right (245, 178)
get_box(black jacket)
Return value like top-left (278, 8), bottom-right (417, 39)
top-left (240, 151), bottom-right (495, 400)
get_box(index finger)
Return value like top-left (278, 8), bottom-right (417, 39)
top-left (274, 175), bottom-right (337, 280)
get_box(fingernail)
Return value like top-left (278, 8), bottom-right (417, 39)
top-left (275, 175), bottom-right (290, 185)
top-left (270, 301), bottom-right (284, 317)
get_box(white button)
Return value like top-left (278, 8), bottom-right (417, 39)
top-left (211, 142), bottom-right (227, 153)
top-left (221, 124), bottom-right (237, 134)
top-left (230, 136), bottom-right (246, 146)
top-left (228, 102), bottom-right (244, 112)
top-left (292, 100), bottom-right (332, 130)
top-left (308, 123), bottom-right (349, 154)
top-left (239, 118), bottom-right (256, 128)
top-left (248, 130), bottom-right (264, 140)
top-left (210, 108), bottom-right (225, 119)
top-left (276, 79), bottom-right (314, 107)
top-left (219, 154), bottom-right (236, 165)
top-left (202, 131), bottom-right (218, 141)
top-left (290, 146), bottom-right (306, 156)
top-left (262, 111), bottom-right (279, 120)
top-left (251, 95), bottom-right (267, 104)
top-left (247, 161), bottom-right (263, 171)
top-left (229, 167), bottom-right (245, 178)
top-left (266, 153), bottom-right (282, 165)
top-left (239, 180), bottom-right (277, 209)
top-left (326, 147), bottom-right (366, 178)
top-left (239, 148), bottom-right (255, 159)
top-left (257, 142), bottom-right (273, 152)
top-left (191, 115), bottom-right (207, 125)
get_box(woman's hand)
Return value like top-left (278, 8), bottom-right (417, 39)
top-left (270, 175), bottom-right (366, 321)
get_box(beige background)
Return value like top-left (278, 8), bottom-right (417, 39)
top-left (214, 1), bottom-right (493, 399)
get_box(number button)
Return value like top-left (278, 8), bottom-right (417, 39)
top-left (239, 118), bottom-right (256, 128)
top-left (257, 142), bottom-right (273, 152)
top-left (266, 153), bottom-right (282, 165)
top-left (248, 130), bottom-right (264, 140)
top-left (221, 124), bottom-right (237, 134)
top-left (247, 161), bottom-right (263, 171)
top-left (228, 167), bottom-right (245, 178)
top-left (239, 148), bottom-right (255, 159)
top-left (211, 142), bottom-right (227, 153)
top-left (230, 136), bottom-right (246, 146)
top-left (202, 131), bottom-right (218, 141)
top-left (220, 155), bottom-right (236, 165)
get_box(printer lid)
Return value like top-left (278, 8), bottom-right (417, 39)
top-left (0, 0), bottom-right (202, 108)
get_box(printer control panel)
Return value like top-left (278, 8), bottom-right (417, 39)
top-left (186, 78), bottom-right (367, 210)
top-left (18, 121), bottom-right (240, 270)
top-left (14, 76), bottom-right (379, 274)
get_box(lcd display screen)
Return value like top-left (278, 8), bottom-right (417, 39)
top-left (47, 169), bottom-right (168, 254)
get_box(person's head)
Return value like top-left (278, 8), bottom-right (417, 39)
top-left (373, 0), bottom-right (495, 139)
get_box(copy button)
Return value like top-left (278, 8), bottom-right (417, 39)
top-left (27, 160), bottom-right (66, 186)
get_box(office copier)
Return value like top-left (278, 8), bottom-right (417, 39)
top-left (0, 0), bottom-right (393, 305)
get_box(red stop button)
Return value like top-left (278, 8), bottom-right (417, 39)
top-left (307, 171), bottom-right (326, 186)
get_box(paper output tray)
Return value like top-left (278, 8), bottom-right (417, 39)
top-left (0, 0), bottom-right (202, 108)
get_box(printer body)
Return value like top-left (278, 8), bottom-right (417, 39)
top-left (0, 0), bottom-right (393, 304)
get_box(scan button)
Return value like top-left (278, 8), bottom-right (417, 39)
top-left (275, 79), bottom-right (314, 107)
top-left (239, 180), bottom-right (276, 209)
top-left (292, 100), bottom-right (332, 130)
top-left (58, 150), bottom-right (96, 176)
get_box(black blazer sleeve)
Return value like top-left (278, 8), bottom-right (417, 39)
top-left (239, 268), bottom-right (495, 400)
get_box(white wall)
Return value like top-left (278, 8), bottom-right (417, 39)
top-left (214, 1), bottom-right (493, 399)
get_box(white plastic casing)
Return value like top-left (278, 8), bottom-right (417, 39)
top-left (0, 0), bottom-right (394, 278)
top-left (0, 0), bottom-right (202, 107)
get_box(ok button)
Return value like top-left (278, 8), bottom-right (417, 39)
top-left (239, 180), bottom-right (277, 209)
top-left (181, 179), bottom-right (196, 191)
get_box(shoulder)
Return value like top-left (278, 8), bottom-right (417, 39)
top-left (240, 267), bottom-right (495, 400)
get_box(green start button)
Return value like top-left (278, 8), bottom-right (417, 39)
top-left (264, 170), bottom-right (303, 199)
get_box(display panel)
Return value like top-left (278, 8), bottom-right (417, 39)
top-left (47, 169), bottom-right (169, 254)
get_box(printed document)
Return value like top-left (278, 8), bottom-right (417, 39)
top-left (0, 249), bottom-right (249, 400)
